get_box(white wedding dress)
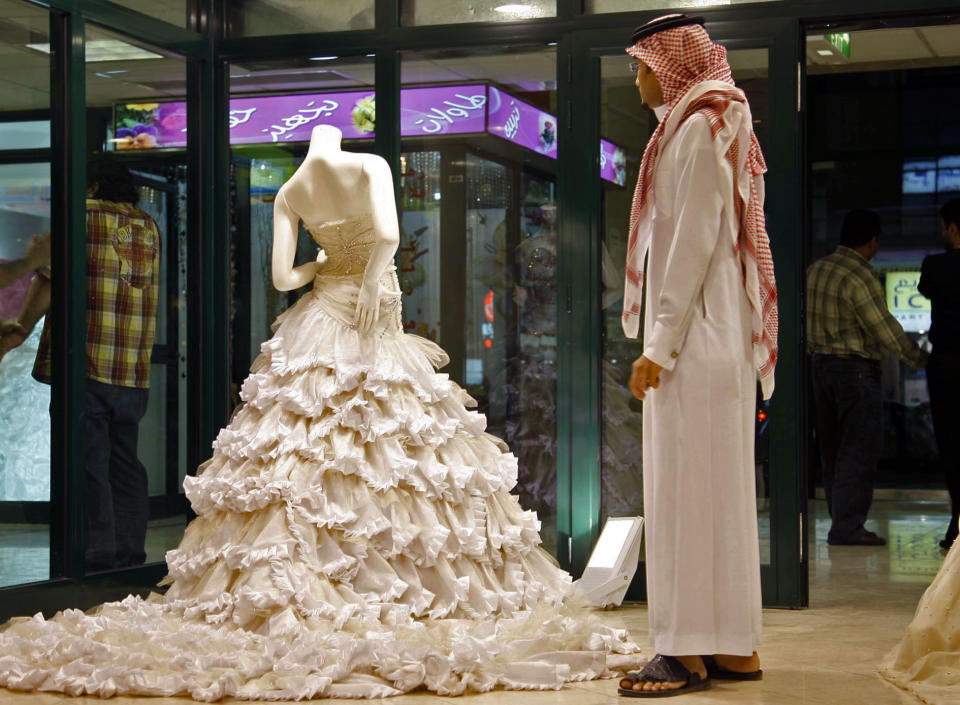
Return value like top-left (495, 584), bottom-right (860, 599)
top-left (0, 214), bottom-right (638, 701)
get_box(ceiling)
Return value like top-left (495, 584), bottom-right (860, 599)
top-left (0, 8), bottom-right (959, 112)
top-left (806, 24), bottom-right (960, 74)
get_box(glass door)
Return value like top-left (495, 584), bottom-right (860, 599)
top-left (563, 19), bottom-right (805, 607)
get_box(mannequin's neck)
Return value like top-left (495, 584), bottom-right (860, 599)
top-left (307, 125), bottom-right (342, 158)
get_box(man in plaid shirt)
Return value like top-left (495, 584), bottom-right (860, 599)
top-left (807, 209), bottom-right (926, 547)
top-left (0, 161), bottom-right (160, 570)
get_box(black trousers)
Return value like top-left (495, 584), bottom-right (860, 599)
top-left (812, 355), bottom-right (883, 542)
top-left (85, 378), bottom-right (150, 570)
top-left (927, 350), bottom-right (960, 543)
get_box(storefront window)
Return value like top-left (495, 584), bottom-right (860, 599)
top-left (83, 25), bottom-right (190, 573)
top-left (401, 0), bottom-right (555, 25)
top-left (586, 0), bottom-right (779, 13)
top-left (0, 0), bottom-right (52, 588)
top-left (225, 1), bottom-right (374, 37)
top-left (401, 46), bottom-right (559, 555)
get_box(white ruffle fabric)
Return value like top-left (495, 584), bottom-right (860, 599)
top-left (879, 540), bottom-right (960, 705)
top-left (0, 231), bottom-right (640, 700)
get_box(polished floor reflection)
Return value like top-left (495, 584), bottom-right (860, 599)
top-left (0, 499), bottom-right (947, 703)
top-left (0, 515), bottom-right (185, 587)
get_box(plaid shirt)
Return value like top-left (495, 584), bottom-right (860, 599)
top-left (34, 199), bottom-right (161, 389)
top-left (806, 246), bottom-right (926, 368)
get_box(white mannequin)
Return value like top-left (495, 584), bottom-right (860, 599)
top-left (271, 124), bottom-right (400, 334)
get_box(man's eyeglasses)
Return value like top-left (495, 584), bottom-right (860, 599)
top-left (628, 60), bottom-right (643, 74)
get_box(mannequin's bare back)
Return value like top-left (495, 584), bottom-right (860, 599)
top-left (279, 149), bottom-right (369, 226)
top-left (271, 125), bottom-right (399, 334)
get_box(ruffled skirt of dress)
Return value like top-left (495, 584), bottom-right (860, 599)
top-left (878, 540), bottom-right (960, 705)
top-left (0, 274), bottom-right (640, 701)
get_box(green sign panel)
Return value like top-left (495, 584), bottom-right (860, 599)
top-left (825, 32), bottom-right (851, 59)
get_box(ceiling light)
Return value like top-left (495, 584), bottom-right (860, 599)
top-left (27, 39), bottom-right (163, 62)
top-left (494, 4), bottom-right (537, 16)
top-left (309, 56), bottom-right (339, 61)
top-left (817, 49), bottom-right (833, 56)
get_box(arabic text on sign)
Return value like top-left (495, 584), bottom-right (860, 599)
top-left (262, 99), bottom-right (340, 142)
top-left (413, 94), bottom-right (486, 134)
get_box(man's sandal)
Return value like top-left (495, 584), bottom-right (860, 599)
top-left (617, 655), bottom-right (711, 698)
top-left (702, 655), bottom-right (763, 681)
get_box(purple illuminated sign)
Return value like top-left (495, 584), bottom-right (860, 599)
top-left (228, 91), bottom-right (376, 143)
top-left (112, 83), bottom-right (624, 184)
top-left (486, 86), bottom-right (557, 157)
top-left (401, 85), bottom-right (488, 136)
top-left (600, 138), bottom-right (626, 187)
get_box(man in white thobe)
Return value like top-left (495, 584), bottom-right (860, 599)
top-left (617, 14), bottom-right (779, 698)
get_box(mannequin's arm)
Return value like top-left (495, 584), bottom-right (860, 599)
top-left (0, 232), bottom-right (50, 289)
top-left (271, 189), bottom-right (319, 291)
top-left (355, 157), bottom-right (400, 334)
top-left (0, 272), bottom-right (50, 362)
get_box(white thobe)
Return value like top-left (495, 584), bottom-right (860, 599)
top-left (641, 107), bottom-right (762, 657)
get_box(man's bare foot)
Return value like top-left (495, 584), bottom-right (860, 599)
top-left (711, 651), bottom-right (760, 674)
top-left (619, 655), bottom-right (707, 693)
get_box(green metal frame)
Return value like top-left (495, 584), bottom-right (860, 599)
top-left (50, 5), bottom-right (87, 584)
top-left (2, 0), bottom-right (958, 619)
top-left (559, 19), bottom-right (805, 609)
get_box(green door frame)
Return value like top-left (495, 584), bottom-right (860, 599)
top-left (559, 17), bottom-right (807, 608)
top-left (0, 0), bottom-right (218, 617)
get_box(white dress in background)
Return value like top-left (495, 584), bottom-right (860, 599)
top-left (0, 211), bottom-right (638, 701)
top-left (640, 108), bottom-right (762, 657)
top-left (879, 543), bottom-right (960, 704)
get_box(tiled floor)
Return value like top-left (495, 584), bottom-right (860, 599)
top-left (0, 499), bottom-right (950, 704)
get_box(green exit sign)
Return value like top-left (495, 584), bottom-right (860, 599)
top-left (825, 32), bottom-right (851, 59)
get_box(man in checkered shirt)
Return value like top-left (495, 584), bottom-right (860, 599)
top-left (0, 161), bottom-right (161, 571)
top-left (807, 209), bottom-right (926, 547)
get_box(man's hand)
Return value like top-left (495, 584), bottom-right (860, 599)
top-left (629, 355), bottom-right (663, 400)
top-left (0, 319), bottom-right (26, 337)
top-left (25, 232), bottom-right (51, 270)
top-left (0, 325), bottom-right (27, 363)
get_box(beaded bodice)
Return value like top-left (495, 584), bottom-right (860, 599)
top-left (307, 214), bottom-right (376, 277)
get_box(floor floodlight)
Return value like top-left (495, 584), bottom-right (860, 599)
top-left (574, 516), bottom-right (644, 608)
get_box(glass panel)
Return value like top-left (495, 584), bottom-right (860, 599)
top-left (82, 25), bottom-right (189, 572)
top-left (0, 0), bottom-right (52, 588)
top-left (401, 46), bottom-right (559, 555)
top-left (0, 121), bottom-right (50, 150)
top-left (806, 23), bottom-right (960, 543)
top-left (113, 0), bottom-right (190, 29)
top-left (227, 55), bottom-right (376, 379)
top-left (225, 1), bottom-right (374, 36)
top-left (598, 47), bottom-right (772, 565)
top-left (586, 0), bottom-right (779, 12)
top-left (401, 0), bottom-right (555, 25)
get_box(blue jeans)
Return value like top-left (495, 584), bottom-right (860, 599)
top-left (85, 378), bottom-right (149, 570)
top-left (812, 355), bottom-right (883, 542)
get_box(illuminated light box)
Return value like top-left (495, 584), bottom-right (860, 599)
top-left (574, 516), bottom-right (644, 607)
top-left (885, 270), bottom-right (930, 334)
top-left (111, 83), bottom-right (625, 184)
top-left (902, 156), bottom-right (960, 195)
top-left (487, 86), bottom-right (557, 157)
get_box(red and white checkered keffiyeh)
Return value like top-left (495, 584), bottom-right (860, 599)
top-left (623, 19), bottom-right (778, 396)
